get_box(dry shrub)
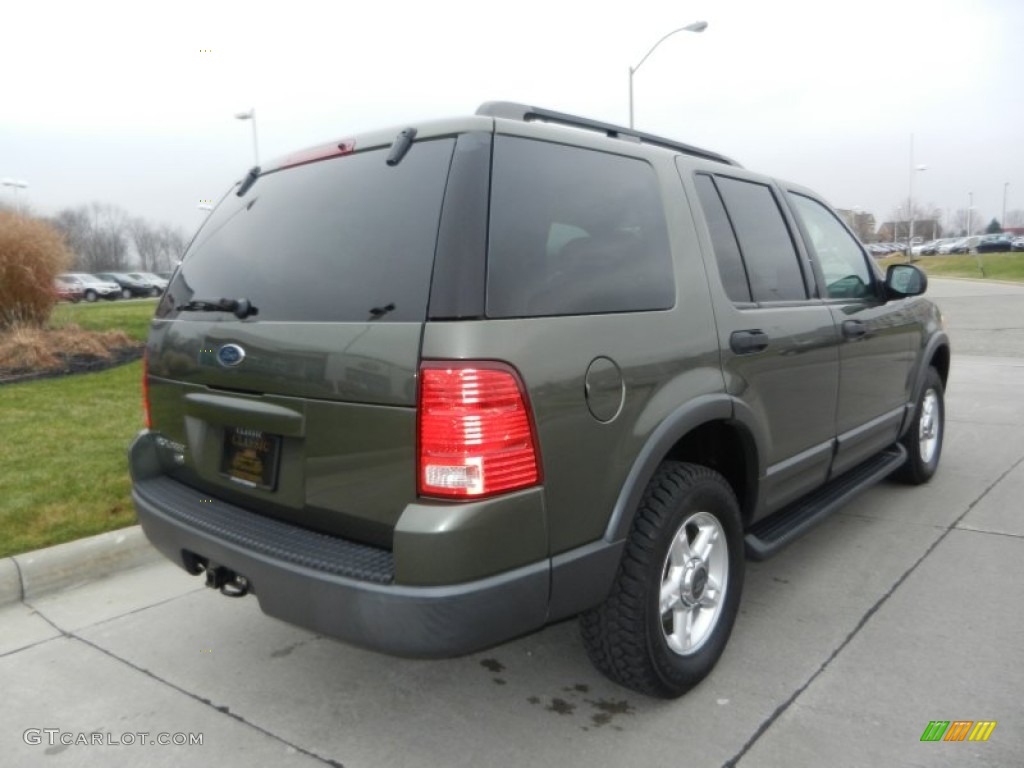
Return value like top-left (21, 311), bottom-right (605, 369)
top-left (0, 324), bottom-right (139, 372)
top-left (0, 210), bottom-right (73, 330)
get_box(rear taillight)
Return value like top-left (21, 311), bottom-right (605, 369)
top-left (271, 139), bottom-right (356, 171)
top-left (142, 351), bottom-right (151, 429)
top-left (418, 362), bottom-right (541, 498)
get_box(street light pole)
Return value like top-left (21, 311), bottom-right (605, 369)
top-left (235, 108), bottom-right (260, 166)
top-left (1003, 182), bottom-right (1009, 230)
top-left (907, 134), bottom-right (927, 262)
top-left (628, 21), bottom-right (708, 129)
top-left (1, 178), bottom-right (28, 214)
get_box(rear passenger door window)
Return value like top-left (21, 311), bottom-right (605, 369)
top-left (787, 193), bottom-right (875, 300)
top-left (713, 177), bottom-right (807, 302)
top-left (693, 174), bottom-right (752, 303)
top-left (487, 137), bottom-right (674, 318)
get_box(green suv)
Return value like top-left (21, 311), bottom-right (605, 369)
top-left (130, 103), bottom-right (950, 698)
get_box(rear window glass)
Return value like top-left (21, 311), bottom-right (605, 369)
top-left (486, 136), bottom-right (674, 318)
top-left (159, 139), bottom-right (455, 323)
top-left (714, 176), bottom-right (807, 302)
top-left (693, 173), bottom-right (752, 303)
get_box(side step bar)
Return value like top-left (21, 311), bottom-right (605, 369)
top-left (745, 445), bottom-right (907, 560)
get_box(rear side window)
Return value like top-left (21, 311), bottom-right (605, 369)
top-left (159, 139), bottom-right (455, 323)
top-left (486, 137), bottom-right (674, 318)
top-left (714, 177), bottom-right (806, 302)
top-left (693, 174), bottom-right (752, 303)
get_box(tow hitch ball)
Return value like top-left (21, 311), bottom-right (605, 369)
top-left (204, 565), bottom-right (250, 598)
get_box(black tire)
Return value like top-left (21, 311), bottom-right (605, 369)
top-left (149, 287), bottom-right (160, 297)
top-left (84, 290), bottom-right (98, 302)
top-left (894, 366), bottom-right (944, 485)
top-left (121, 288), bottom-right (132, 299)
top-left (580, 462), bottom-right (745, 698)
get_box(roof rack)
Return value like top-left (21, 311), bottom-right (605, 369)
top-left (476, 101), bottom-right (740, 167)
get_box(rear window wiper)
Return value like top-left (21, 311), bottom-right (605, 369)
top-left (236, 166), bottom-right (261, 197)
top-left (176, 298), bottom-right (259, 319)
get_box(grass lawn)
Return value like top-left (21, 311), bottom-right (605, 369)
top-left (0, 299), bottom-right (156, 557)
top-left (0, 360), bottom-right (144, 558)
top-left (50, 298), bottom-right (158, 341)
top-left (878, 252), bottom-right (1024, 282)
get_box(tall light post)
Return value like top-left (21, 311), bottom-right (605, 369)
top-left (235, 108), bottom-right (260, 166)
top-left (629, 21), bottom-right (708, 129)
top-left (1003, 182), bottom-right (1009, 230)
top-left (1, 178), bottom-right (28, 213)
top-left (906, 134), bottom-right (927, 261)
top-left (967, 191), bottom-right (973, 237)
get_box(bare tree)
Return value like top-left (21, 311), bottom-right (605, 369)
top-left (1005, 209), bottom-right (1024, 228)
top-left (50, 203), bottom-right (131, 271)
top-left (155, 225), bottom-right (188, 272)
top-left (950, 208), bottom-right (987, 237)
top-left (129, 217), bottom-right (163, 272)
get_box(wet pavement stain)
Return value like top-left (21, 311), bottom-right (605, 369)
top-left (586, 698), bottom-right (634, 728)
top-left (493, 677), bottom-right (507, 685)
top-left (546, 697), bottom-right (576, 715)
top-left (526, 687), bottom-right (635, 731)
top-left (480, 658), bottom-right (505, 674)
top-left (271, 642), bottom-right (301, 658)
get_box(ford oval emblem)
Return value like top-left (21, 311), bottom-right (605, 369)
top-left (217, 343), bottom-right (246, 367)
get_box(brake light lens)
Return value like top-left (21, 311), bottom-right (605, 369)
top-left (142, 351), bottom-right (152, 429)
top-left (271, 139), bottom-right (356, 171)
top-left (418, 363), bottom-right (540, 498)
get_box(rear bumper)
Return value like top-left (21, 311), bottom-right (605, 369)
top-left (129, 431), bottom-right (551, 657)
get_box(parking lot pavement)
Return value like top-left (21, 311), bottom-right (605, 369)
top-left (2, 280), bottom-right (1021, 767)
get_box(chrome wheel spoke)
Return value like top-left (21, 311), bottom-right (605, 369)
top-left (670, 605), bottom-right (694, 652)
top-left (701, 575), bottom-right (722, 607)
top-left (669, 530), bottom-right (693, 566)
top-left (660, 571), bottom-right (682, 614)
top-left (693, 525), bottom-right (717, 563)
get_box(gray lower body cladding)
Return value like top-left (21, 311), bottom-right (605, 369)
top-left (128, 433), bottom-right (622, 657)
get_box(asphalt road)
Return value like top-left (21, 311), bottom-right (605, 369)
top-left (3, 278), bottom-right (1022, 767)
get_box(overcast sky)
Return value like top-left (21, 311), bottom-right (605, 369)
top-left (2, 0), bottom-right (1022, 240)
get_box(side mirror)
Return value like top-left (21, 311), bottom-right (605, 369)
top-left (885, 264), bottom-right (927, 299)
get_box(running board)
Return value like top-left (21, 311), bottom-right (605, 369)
top-left (744, 445), bottom-right (907, 560)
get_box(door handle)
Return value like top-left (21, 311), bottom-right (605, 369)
top-left (842, 320), bottom-right (868, 339)
top-left (730, 330), bottom-right (769, 354)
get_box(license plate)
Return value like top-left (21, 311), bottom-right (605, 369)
top-left (220, 428), bottom-right (281, 490)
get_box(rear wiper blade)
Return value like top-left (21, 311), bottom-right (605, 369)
top-left (176, 297), bottom-right (259, 319)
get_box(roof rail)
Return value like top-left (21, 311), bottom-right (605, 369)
top-left (476, 101), bottom-right (740, 167)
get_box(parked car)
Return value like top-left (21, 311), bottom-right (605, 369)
top-left (53, 275), bottom-right (84, 303)
top-left (937, 238), bottom-right (963, 254)
top-left (130, 101), bottom-right (950, 699)
top-left (952, 236), bottom-right (981, 254)
top-left (1012, 237), bottom-right (1024, 252)
top-left (95, 272), bottom-right (155, 299)
top-left (127, 272), bottom-right (169, 295)
top-left (59, 272), bottom-right (121, 301)
top-left (976, 234), bottom-right (1014, 254)
top-left (911, 240), bottom-right (938, 257)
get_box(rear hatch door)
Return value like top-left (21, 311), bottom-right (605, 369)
top-left (147, 136), bottom-right (457, 547)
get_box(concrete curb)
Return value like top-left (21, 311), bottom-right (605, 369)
top-left (0, 525), bottom-right (160, 607)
